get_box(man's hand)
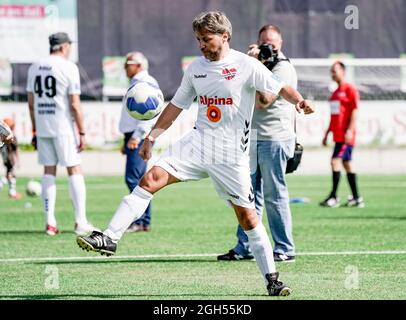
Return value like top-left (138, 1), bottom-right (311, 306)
top-left (345, 130), bottom-right (354, 144)
top-left (127, 137), bottom-right (141, 150)
top-left (2, 133), bottom-right (14, 145)
top-left (78, 135), bottom-right (86, 152)
top-left (139, 136), bottom-right (154, 161)
top-left (31, 135), bottom-right (37, 150)
top-left (247, 44), bottom-right (260, 59)
top-left (0, 121), bottom-right (13, 145)
top-left (322, 133), bottom-right (328, 146)
top-left (295, 100), bottom-right (315, 114)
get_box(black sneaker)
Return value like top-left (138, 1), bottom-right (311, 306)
top-left (76, 231), bottom-right (117, 256)
top-left (273, 252), bottom-right (295, 263)
top-left (217, 249), bottom-right (254, 261)
top-left (319, 196), bottom-right (340, 208)
top-left (266, 272), bottom-right (292, 296)
top-left (342, 195), bottom-right (365, 208)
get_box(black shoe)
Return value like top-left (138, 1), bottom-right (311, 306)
top-left (266, 272), bottom-right (292, 296)
top-left (273, 252), bottom-right (295, 263)
top-left (342, 195), bottom-right (365, 208)
top-left (126, 223), bottom-right (151, 233)
top-left (217, 249), bottom-right (254, 261)
top-left (319, 196), bottom-right (340, 208)
top-left (76, 231), bottom-right (117, 256)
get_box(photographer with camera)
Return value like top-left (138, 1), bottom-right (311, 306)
top-left (218, 24), bottom-right (298, 263)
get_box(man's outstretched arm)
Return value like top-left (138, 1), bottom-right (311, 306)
top-left (279, 85), bottom-right (315, 114)
top-left (257, 84), bottom-right (315, 114)
top-left (139, 103), bottom-right (183, 160)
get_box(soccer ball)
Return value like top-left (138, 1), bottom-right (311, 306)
top-left (26, 180), bottom-right (42, 197)
top-left (125, 81), bottom-right (164, 120)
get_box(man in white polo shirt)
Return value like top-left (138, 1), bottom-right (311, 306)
top-left (119, 51), bottom-right (158, 232)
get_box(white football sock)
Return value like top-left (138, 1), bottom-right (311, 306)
top-left (8, 177), bottom-right (16, 193)
top-left (69, 174), bottom-right (87, 226)
top-left (104, 186), bottom-right (153, 241)
top-left (8, 177), bottom-right (17, 196)
top-left (244, 222), bottom-right (277, 282)
top-left (42, 174), bottom-right (57, 227)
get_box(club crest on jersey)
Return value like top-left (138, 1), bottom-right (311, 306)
top-left (221, 67), bottom-right (237, 80)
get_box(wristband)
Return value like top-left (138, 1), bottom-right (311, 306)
top-left (79, 132), bottom-right (86, 136)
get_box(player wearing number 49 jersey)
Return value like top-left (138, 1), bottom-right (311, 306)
top-left (26, 32), bottom-right (97, 236)
top-left (76, 11), bottom-right (315, 296)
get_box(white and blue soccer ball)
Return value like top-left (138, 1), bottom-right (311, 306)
top-left (125, 81), bottom-right (165, 120)
top-left (26, 180), bottom-right (42, 197)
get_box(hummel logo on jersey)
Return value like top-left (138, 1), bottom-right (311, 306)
top-left (222, 67), bottom-right (237, 80)
top-left (227, 192), bottom-right (240, 200)
top-left (194, 74), bottom-right (207, 78)
top-left (248, 193), bottom-right (254, 203)
top-left (199, 95), bottom-right (233, 106)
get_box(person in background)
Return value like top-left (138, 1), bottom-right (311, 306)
top-left (26, 32), bottom-right (97, 236)
top-left (0, 118), bottom-right (22, 200)
top-left (217, 24), bottom-right (298, 263)
top-left (320, 61), bottom-right (364, 208)
top-left (119, 52), bottom-right (158, 233)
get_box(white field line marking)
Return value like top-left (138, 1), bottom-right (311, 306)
top-left (49, 182), bottom-right (406, 191)
top-left (1, 250), bottom-right (406, 264)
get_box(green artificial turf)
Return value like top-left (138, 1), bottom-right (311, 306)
top-left (0, 175), bottom-right (405, 299)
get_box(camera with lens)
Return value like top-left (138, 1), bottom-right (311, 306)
top-left (258, 43), bottom-right (280, 71)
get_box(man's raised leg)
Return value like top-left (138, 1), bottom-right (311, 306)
top-left (76, 166), bottom-right (179, 255)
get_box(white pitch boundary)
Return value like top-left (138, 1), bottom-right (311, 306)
top-left (37, 181), bottom-right (406, 191)
top-left (1, 250), bottom-right (406, 264)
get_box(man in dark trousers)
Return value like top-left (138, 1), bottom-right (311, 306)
top-left (119, 52), bottom-right (158, 232)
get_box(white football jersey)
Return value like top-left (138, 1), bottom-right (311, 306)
top-left (171, 49), bottom-right (284, 156)
top-left (26, 55), bottom-right (81, 137)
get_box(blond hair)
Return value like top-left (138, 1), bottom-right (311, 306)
top-left (192, 11), bottom-right (232, 42)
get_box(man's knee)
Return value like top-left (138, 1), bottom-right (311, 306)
top-left (343, 160), bottom-right (353, 172)
top-left (67, 165), bottom-right (82, 176)
top-left (331, 158), bottom-right (341, 171)
top-left (139, 167), bottom-right (165, 194)
top-left (236, 208), bottom-right (258, 230)
top-left (44, 166), bottom-right (57, 176)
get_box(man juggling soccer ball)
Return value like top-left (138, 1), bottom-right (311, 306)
top-left (76, 11), bottom-right (315, 296)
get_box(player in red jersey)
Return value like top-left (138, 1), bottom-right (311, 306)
top-left (320, 61), bottom-right (364, 208)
